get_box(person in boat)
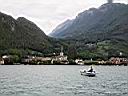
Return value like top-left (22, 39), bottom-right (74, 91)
top-left (88, 66), bottom-right (93, 72)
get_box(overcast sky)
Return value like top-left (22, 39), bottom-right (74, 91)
top-left (0, 0), bottom-right (127, 34)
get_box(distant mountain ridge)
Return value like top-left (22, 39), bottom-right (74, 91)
top-left (49, 19), bottom-right (73, 37)
top-left (50, 3), bottom-right (128, 40)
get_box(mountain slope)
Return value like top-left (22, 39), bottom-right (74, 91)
top-left (49, 19), bottom-right (73, 37)
top-left (0, 12), bottom-right (52, 55)
top-left (50, 3), bottom-right (128, 40)
top-left (50, 3), bottom-right (128, 58)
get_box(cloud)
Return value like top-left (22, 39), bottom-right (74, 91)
top-left (0, 0), bottom-right (127, 34)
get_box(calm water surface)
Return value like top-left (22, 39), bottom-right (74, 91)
top-left (0, 65), bottom-right (128, 96)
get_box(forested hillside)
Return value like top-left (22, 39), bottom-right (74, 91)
top-left (0, 12), bottom-right (63, 56)
top-left (50, 3), bottom-right (128, 59)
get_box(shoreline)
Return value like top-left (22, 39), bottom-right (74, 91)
top-left (1, 63), bottom-right (127, 66)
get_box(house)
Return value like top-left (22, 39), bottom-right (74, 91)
top-left (21, 56), bottom-right (34, 63)
top-left (109, 57), bottom-right (128, 65)
top-left (75, 59), bottom-right (84, 65)
top-left (0, 57), bottom-right (4, 64)
top-left (21, 56), bottom-right (52, 64)
top-left (52, 52), bottom-right (68, 64)
top-left (52, 47), bottom-right (69, 64)
top-left (2, 55), bottom-right (13, 64)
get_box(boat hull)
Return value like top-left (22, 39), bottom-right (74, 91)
top-left (80, 70), bottom-right (96, 77)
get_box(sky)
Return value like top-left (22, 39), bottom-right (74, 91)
top-left (0, 0), bottom-right (128, 34)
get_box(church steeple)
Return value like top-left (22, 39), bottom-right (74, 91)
top-left (60, 46), bottom-right (64, 56)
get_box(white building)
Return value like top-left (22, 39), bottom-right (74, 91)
top-left (52, 46), bottom-right (68, 64)
top-left (0, 58), bottom-right (4, 64)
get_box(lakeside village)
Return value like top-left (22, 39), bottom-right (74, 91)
top-left (0, 48), bottom-right (128, 66)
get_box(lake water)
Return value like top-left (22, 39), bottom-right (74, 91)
top-left (0, 65), bottom-right (128, 96)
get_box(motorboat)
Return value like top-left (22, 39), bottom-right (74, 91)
top-left (80, 67), bottom-right (96, 77)
top-left (75, 59), bottom-right (84, 65)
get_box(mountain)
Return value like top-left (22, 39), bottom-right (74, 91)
top-left (50, 3), bottom-right (128, 58)
top-left (50, 3), bottom-right (128, 39)
top-left (49, 19), bottom-right (73, 37)
top-left (0, 12), bottom-right (55, 56)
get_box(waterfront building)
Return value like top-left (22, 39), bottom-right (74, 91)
top-left (109, 57), bottom-right (128, 65)
top-left (2, 55), bottom-right (13, 64)
top-left (51, 46), bottom-right (68, 64)
top-left (21, 56), bottom-right (52, 64)
top-left (0, 57), bottom-right (4, 64)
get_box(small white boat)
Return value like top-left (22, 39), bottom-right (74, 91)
top-left (75, 59), bottom-right (84, 65)
top-left (80, 69), bottom-right (96, 77)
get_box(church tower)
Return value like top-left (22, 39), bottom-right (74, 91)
top-left (60, 46), bottom-right (64, 56)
